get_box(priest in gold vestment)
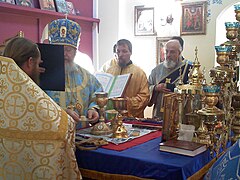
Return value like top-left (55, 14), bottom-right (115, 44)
top-left (0, 38), bottom-right (81, 179)
top-left (105, 39), bottom-right (150, 117)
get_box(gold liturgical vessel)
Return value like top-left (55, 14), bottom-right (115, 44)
top-left (111, 97), bottom-right (128, 138)
top-left (91, 92), bottom-right (112, 135)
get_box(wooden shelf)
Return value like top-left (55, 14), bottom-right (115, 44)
top-left (0, 0), bottom-right (97, 60)
top-left (0, 2), bottom-right (100, 23)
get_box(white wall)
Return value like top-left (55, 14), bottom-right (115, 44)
top-left (97, 0), bottom-right (120, 70)
top-left (215, 2), bottom-right (239, 55)
top-left (97, 0), bottom-right (240, 82)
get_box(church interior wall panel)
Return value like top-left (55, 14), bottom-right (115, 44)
top-left (0, 0), bottom-right (96, 60)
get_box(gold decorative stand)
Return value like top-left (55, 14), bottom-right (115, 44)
top-left (231, 94), bottom-right (240, 143)
top-left (197, 85), bottom-right (224, 156)
top-left (176, 47), bottom-right (205, 129)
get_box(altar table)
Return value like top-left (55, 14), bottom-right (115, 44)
top-left (76, 137), bottom-right (211, 180)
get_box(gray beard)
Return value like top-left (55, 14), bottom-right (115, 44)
top-left (65, 63), bottom-right (78, 73)
top-left (163, 59), bottom-right (178, 69)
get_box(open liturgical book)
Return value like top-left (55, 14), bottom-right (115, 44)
top-left (95, 72), bottom-right (132, 98)
top-left (159, 139), bottom-right (207, 157)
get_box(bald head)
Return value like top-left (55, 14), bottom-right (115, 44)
top-left (166, 39), bottom-right (182, 53)
top-left (164, 39), bottom-right (182, 69)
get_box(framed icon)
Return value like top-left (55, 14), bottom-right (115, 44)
top-left (66, 1), bottom-right (75, 15)
top-left (156, 37), bottom-right (171, 65)
top-left (180, 1), bottom-right (207, 35)
top-left (134, 6), bottom-right (156, 36)
top-left (0, 0), bottom-right (15, 4)
top-left (39, 0), bottom-right (56, 12)
top-left (15, 0), bottom-right (34, 7)
top-left (55, 0), bottom-right (68, 13)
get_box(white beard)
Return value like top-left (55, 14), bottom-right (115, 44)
top-left (163, 59), bottom-right (178, 69)
top-left (65, 63), bottom-right (78, 73)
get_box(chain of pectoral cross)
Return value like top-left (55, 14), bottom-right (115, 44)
top-left (66, 71), bottom-right (82, 114)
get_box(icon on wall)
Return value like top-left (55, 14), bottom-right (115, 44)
top-left (0, 0), bottom-right (15, 4)
top-left (66, 1), bottom-right (76, 15)
top-left (180, 1), bottom-right (207, 35)
top-left (55, 0), bottom-right (68, 14)
top-left (134, 6), bottom-right (156, 36)
top-left (156, 37), bottom-right (172, 65)
top-left (39, 0), bottom-right (56, 12)
top-left (15, 0), bottom-right (34, 7)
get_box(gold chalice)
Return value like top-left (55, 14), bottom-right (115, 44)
top-left (95, 92), bottom-right (108, 121)
top-left (91, 92), bottom-right (112, 135)
top-left (111, 97), bottom-right (128, 138)
top-left (111, 97), bottom-right (128, 117)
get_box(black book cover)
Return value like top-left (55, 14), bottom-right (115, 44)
top-left (37, 43), bottom-right (65, 91)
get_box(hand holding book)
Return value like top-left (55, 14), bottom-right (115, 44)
top-left (95, 72), bottom-right (132, 98)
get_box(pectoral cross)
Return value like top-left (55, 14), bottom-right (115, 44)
top-left (165, 78), bottom-right (171, 84)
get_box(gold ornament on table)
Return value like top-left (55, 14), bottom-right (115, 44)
top-left (210, 45), bottom-right (235, 148)
top-left (112, 116), bottom-right (128, 138)
top-left (91, 92), bottom-right (112, 135)
top-left (111, 97), bottom-right (128, 138)
top-left (211, 45), bottom-right (235, 85)
top-left (111, 97), bottom-right (128, 117)
top-left (225, 22), bottom-right (239, 41)
top-left (197, 84), bottom-right (224, 157)
top-left (105, 109), bottom-right (119, 130)
top-left (231, 94), bottom-right (240, 143)
top-left (230, 4), bottom-right (240, 145)
top-left (222, 21), bottom-right (240, 69)
top-left (188, 47), bottom-right (204, 86)
top-left (235, 4), bottom-right (240, 42)
top-left (176, 47), bottom-right (204, 127)
top-left (235, 4), bottom-right (240, 22)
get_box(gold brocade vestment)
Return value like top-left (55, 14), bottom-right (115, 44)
top-left (106, 63), bottom-right (150, 118)
top-left (0, 56), bottom-right (81, 179)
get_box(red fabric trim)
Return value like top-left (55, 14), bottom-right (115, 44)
top-left (102, 130), bottom-right (162, 151)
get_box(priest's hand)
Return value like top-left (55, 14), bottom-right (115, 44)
top-left (66, 108), bottom-right (81, 123)
top-left (87, 109), bottom-right (99, 124)
top-left (155, 83), bottom-right (171, 93)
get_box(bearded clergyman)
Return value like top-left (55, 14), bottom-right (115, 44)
top-left (148, 39), bottom-right (192, 119)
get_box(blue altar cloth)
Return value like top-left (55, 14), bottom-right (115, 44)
top-left (76, 137), bottom-right (211, 180)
